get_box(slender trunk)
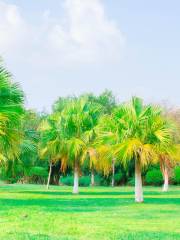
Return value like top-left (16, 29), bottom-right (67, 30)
top-left (112, 159), bottom-right (115, 187)
top-left (91, 169), bottom-right (95, 186)
top-left (135, 160), bottom-right (143, 203)
top-left (47, 162), bottom-right (52, 190)
top-left (162, 165), bottom-right (169, 192)
top-left (73, 164), bottom-right (79, 194)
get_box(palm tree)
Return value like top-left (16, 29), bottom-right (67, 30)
top-left (19, 111), bottom-right (40, 183)
top-left (61, 98), bottom-right (102, 193)
top-left (0, 61), bottom-right (24, 164)
top-left (156, 116), bottom-right (179, 192)
top-left (95, 114), bottom-right (122, 184)
top-left (158, 143), bottom-right (178, 192)
top-left (97, 97), bottom-right (173, 202)
top-left (39, 114), bottom-right (63, 189)
top-left (114, 97), bottom-right (173, 202)
top-left (40, 98), bottom-right (102, 193)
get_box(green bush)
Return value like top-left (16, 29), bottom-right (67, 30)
top-left (61, 175), bottom-right (91, 186)
top-left (60, 175), bottom-right (74, 186)
top-left (29, 167), bottom-right (48, 178)
top-left (0, 167), bottom-right (21, 183)
top-left (173, 166), bottom-right (180, 184)
top-left (114, 172), bottom-right (123, 185)
top-left (145, 169), bottom-right (163, 186)
top-left (94, 175), bottom-right (110, 186)
top-left (79, 176), bottom-right (91, 186)
top-left (61, 175), bottom-right (112, 186)
top-left (127, 177), bottom-right (135, 186)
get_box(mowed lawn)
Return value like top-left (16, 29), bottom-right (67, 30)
top-left (0, 184), bottom-right (180, 240)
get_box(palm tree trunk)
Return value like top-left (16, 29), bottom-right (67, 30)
top-left (73, 163), bottom-right (79, 194)
top-left (112, 159), bottom-right (115, 187)
top-left (135, 160), bottom-right (143, 203)
top-left (47, 161), bottom-right (52, 190)
top-left (91, 169), bottom-right (95, 186)
top-left (162, 165), bottom-right (169, 192)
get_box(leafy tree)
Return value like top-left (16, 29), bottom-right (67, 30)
top-left (0, 61), bottom-right (24, 171)
top-left (52, 96), bottom-right (76, 113)
top-left (39, 114), bottom-right (63, 189)
top-left (81, 90), bottom-right (117, 114)
top-left (98, 97), bottom-right (174, 202)
top-left (40, 97), bottom-right (102, 192)
top-left (60, 97), bottom-right (102, 193)
top-left (115, 97), bottom-right (174, 202)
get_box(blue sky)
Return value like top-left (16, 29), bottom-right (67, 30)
top-left (1, 0), bottom-right (180, 111)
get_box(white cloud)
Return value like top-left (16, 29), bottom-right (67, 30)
top-left (0, 0), bottom-right (124, 66)
top-left (0, 2), bottom-right (28, 56)
top-left (0, 0), bottom-right (125, 110)
top-left (48, 0), bottom-right (124, 64)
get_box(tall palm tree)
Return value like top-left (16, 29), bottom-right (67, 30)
top-left (18, 111), bottom-right (40, 182)
top-left (114, 97), bottom-right (173, 202)
top-left (60, 98), bottom-right (102, 193)
top-left (97, 97), bottom-right (173, 202)
top-left (39, 114), bottom-right (63, 189)
top-left (95, 114), bottom-right (122, 183)
top-left (0, 61), bottom-right (24, 164)
top-left (40, 98), bottom-right (102, 193)
top-left (158, 143), bottom-right (178, 192)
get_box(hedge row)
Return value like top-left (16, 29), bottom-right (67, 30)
top-left (60, 167), bottom-right (180, 187)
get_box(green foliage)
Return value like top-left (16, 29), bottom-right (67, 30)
top-left (0, 65), bottom-right (178, 192)
top-left (114, 172), bottom-right (123, 184)
top-left (127, 177), bottom-right (135, 186)
top-left (173, 166), bottom-right (180, 184)
top-left (0, 61), bottom-right (24, 160)
top-left (81, 90), bottom-right (116, 114)
top-left (61, 175), bottom-right (91, 187)
top-left (94, 175), bottom-right (111, 186)
top-left (145, 169), bottom-right (163, 186)
top-left (29, 167), bottom-right (48, 178)
top-left (60, 175), bottom-right (74, 186)
top-left (79, 176), bottom-right (91, 186)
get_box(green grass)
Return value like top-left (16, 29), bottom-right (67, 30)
top-left (0, 184), bottom-right (180, 240)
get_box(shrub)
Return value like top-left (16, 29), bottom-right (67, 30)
top-left (79, 176), bottom-right (91, 186)
top-left (94, 175), bottom-right (111, 186)
top-left (114, 172), bottom-right (123, 185)
top-left (60, 175), bottom-right (74, 186)
top-left (145, 169), bottom-right (163, 186)
top-left (127, 177), bottom-right (135, 186)
top-left (173, 166), bottom-right (180, 184)
top-left (61, 175), bottom-right (91, 186)
top-left (29, 167), bottom-right (48, 178)
top-left (61, 175), bottom-right (112, 186)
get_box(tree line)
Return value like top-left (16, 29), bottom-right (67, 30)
top-left (0, 61), bottom-right (180, 203)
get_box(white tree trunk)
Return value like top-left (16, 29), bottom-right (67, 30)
top-left (135, 160), bottom-right (143, 203)
top-left (112, 159), bottom-right (115, 187)
top-left (162, 166), bottom-right (169, 192)
top-left (73, 166), bottom-right (79, 194)
top-left (47, 162), bottom-right (52, 190)
top-left (91, 170), bottom-right (95, 186)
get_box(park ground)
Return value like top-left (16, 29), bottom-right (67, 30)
top-left (0, 184), bottom-right (180, 240)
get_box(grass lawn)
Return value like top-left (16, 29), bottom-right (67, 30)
top-left (0, 184), bottom-right (179, 240)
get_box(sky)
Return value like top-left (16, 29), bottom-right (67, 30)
top-left (0, 0), bottom-right (180, 111)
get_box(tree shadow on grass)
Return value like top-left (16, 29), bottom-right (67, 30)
top-left (0, 194), bottom-right (180, 214)
top-left (16, 189), bottom-right (180, 198)
top-left (145, 197), bottom-right (180, 205)
top-left (111, 231), bottom-right (180, 240)
top-left (17, 190), bottom-right (135, 196)
top-left (2, 232), bottom-right (70, 240)
top-left (3, 230), bottom-right (180, 240)
top-left (0, 197), bottom-right (133, 213)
